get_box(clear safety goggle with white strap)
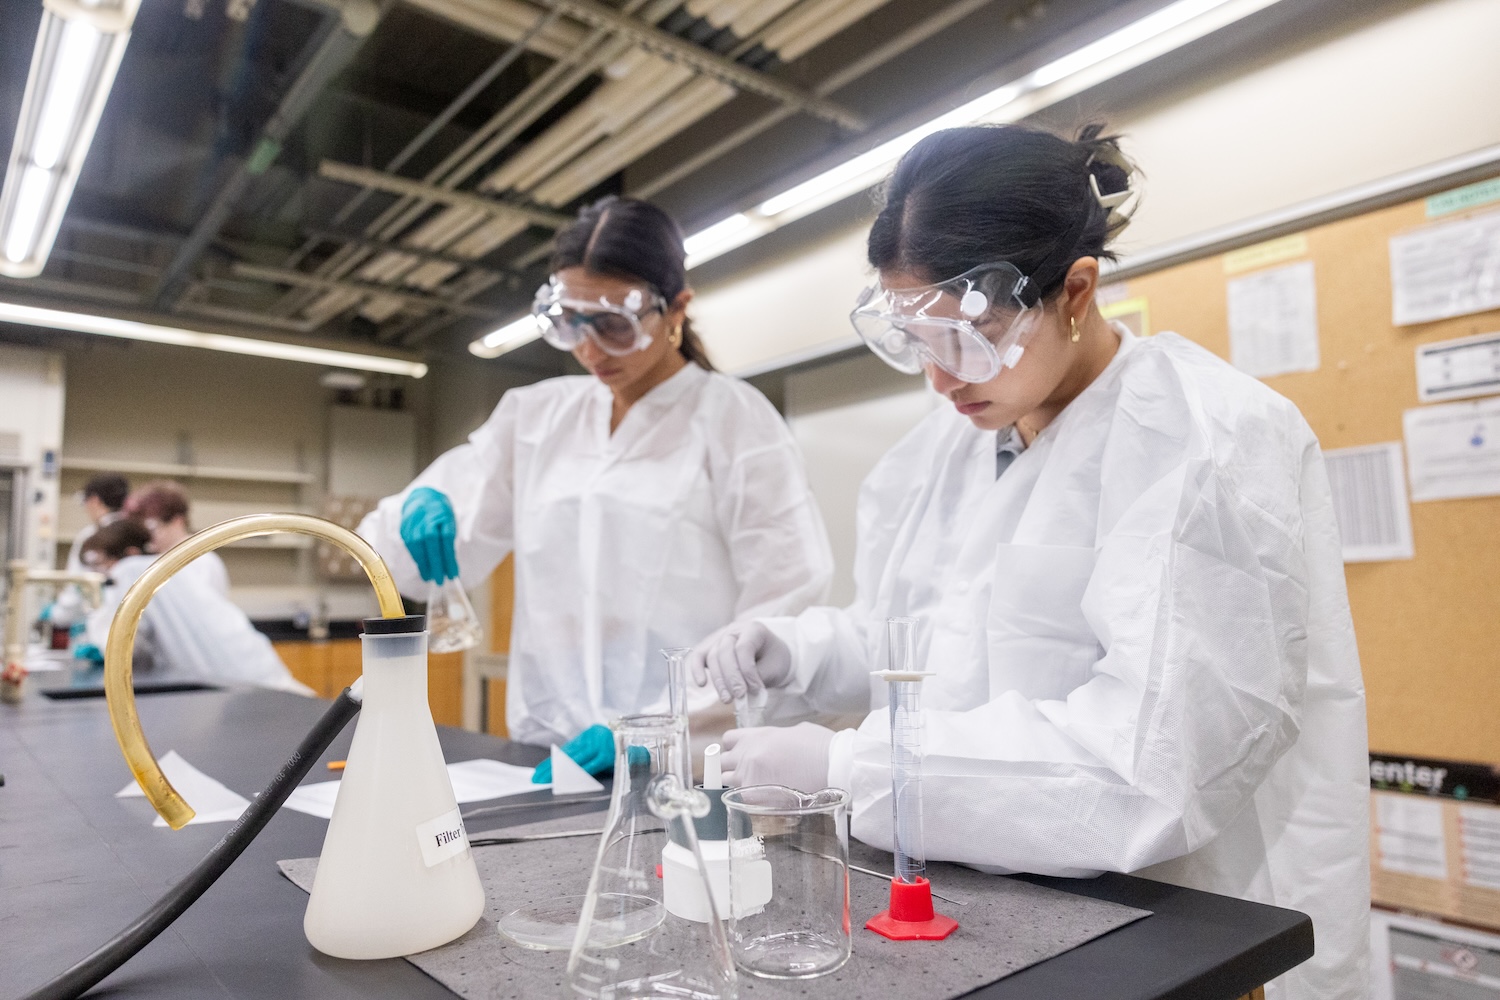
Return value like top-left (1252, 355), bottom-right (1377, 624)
top-left (850, 262), bottom-right (1045, 383)
top-left (532, 276), bottom-right (667, 356)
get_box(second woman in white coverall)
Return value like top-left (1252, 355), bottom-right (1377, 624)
top-left (691, 125), bottom-right (1370, 999)
top-left (81, 519), bottom-right (310, 694)
top-left (360, 197), bottom-right (832, 773)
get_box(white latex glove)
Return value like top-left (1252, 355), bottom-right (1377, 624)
top-left (687, 621), bottom-right (792, 705)
top-left (719, 722), bottom-right (835, 793)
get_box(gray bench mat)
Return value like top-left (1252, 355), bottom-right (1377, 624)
top-left (279, 814), bottom-right (1149, 999)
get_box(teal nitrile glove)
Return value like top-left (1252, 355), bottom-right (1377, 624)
top-left (531, 723), bottom-right (616, 784)
top-left (75, 643), bottom-right (104, 665)
top-left (399, 487), bottom-right (459, 583)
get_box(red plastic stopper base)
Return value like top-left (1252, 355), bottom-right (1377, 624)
top-left (864, 877), bottom-right (959, 940)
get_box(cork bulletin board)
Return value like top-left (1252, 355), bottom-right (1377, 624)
top-left (1104, 179), bottom-right (1500, 766)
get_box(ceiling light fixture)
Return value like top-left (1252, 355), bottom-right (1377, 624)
top-left (469, 314), bottom-right (542, 359)
top-left (0, 300), bottom-right (429, 378)
top-left (682, 0), bottom-right (1287, 269)
top-left (0, 0), bottom-right (141, 278)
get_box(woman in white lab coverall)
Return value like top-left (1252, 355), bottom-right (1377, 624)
top-left (360, 197), bottom-right (832, 759)
top-left (81, 519), bottom-right (310, 695)
top-left (695, 125), bottom-right (1369, 999)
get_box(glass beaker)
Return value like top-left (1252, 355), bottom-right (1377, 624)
top-left (721, 784), bottom-right (851, 979)
top-left (425, 577), bottom-right (481, 653)
top-left (568, 714), bottom-right (737, 1000)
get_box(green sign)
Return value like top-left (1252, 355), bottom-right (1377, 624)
top-left (1426, 177), bottom-right (1500, 218)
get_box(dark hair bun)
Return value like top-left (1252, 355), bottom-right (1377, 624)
top-left (868, 122), bottom-right (1139, 294)
top-left (1079, 124), bottom-right (1130, 196)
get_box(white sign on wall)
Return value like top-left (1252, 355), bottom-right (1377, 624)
top-left (1227, 260), bottom-right (1320, 379)
top-left (1403, 396), bottom-right (1500, 502)
top-left (1390, 208), bottom-right (1500, 326)
top-left (1322, 442), bottom-right (1415, 562)
top-left (1416, 330), bottom-right (1500, 403)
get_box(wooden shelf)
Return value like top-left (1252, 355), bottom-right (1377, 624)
top-left (61, 456), bottom-right (315, 485)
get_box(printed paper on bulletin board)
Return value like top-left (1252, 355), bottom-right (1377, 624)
top-left (1103, 175), bottom-right (1500, 767)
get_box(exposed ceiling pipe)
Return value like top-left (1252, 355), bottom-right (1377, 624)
top-left (304, 0), bottom-right (885, 342)
top-left (148, 0), bottom-right (382, 309)
top-left (400, 0), bottom-right (586, 59)
top-left (540, 0), bottom-right (865, 130)
top-left (273, 4), bottom-right (650, 323)
top-left (304, 228), bottom-right (523, 280)
top-left (282, 2), bottom-right (564, 275)
top-left (465, 0), bottom-right (881, 214)
top-left (230, 261), bottom-right (509, 319)
top-left (637, 0), bottom-right (998, 199)
top-left (375, 0), bottom-right (887, 342)
top-left (317, 160), bottom-right (573, 228)
top-left (287, 2), bottom-right (667, 324)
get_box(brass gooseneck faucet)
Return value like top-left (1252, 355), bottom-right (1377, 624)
top-left (103, 514), bottom-right (405, 829)
top-left (3, 561), bottom-right (107, 702)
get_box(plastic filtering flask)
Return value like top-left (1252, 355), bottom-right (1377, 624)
top-left (303, 614), bottom-right (485, 959)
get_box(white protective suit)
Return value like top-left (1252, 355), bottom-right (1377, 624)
top-left (762, 328), bottom-right (1370, 1000)
top-left (65, 510), bottom-right (123, 574)
top-left (88, 555), bottom-right (310, 694)
top-left (360, 362), bottom-right (833, 746)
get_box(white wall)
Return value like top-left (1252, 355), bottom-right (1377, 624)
top-left (0, 343), bottom-right (64, 567)
top-left (694, 0), bottom-right (1500, 375)
top-left (55, 338), bottom-right (430, 618)
top-left (784, 354), bottom-right (933, 605)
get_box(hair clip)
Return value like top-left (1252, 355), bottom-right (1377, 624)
top-left (1086, 146), bottom-right (1138, 233)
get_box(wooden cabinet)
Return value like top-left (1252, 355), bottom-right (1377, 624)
top-left (272, 640), bottom-right (327, 694)
top-left (486, 679), bottom-right (507, 738)
top-left (327, 639), bottom-right (362, 695)
top-left (270, 638), bottom-right (464, 728)
top-left (427, 652), bottom-right (463, 729)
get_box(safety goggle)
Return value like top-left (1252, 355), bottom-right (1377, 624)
top-left (850, 262), bottom-right (1044, 383)
top-left (531, 277), bottom-right (666, 357)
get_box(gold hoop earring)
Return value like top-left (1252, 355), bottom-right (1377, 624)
top-left (670, 326), bottom-right (683, 348)
top-left (1069, 316), bottom-right (1081, 343)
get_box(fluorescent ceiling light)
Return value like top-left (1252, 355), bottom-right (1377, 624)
top-left (4, 166), bottom-right (53, 265)
top-left (469, 314), bottom-right (542, 359)
top-left (0, 0), bottom-right (141, 278)
top-left (0, 300), bottom-right (428, 378)
top-left (683, 0), bottom-right (1287, 269)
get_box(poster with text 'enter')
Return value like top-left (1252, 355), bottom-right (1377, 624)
top-left (1404, 397), bottom-right (1500, 502)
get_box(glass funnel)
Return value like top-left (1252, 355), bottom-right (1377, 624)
top-left (425, 577), bottom-right (481, 653)
top-left (567, 714), bottom-right (737, 1000)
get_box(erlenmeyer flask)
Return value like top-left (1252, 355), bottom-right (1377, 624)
top-left (568, 714), bottom-right (737, 1000)
top-left (303, 615), bottom-right (485, 958)
top-left (496, 649), bottom-right (693, 951)
top-left (426, 577), bottom-right (481, 653)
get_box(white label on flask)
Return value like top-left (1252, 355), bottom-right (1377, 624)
top-left (416, 807), bottom-right (470, 868)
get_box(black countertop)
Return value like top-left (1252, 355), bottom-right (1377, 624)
top-left (251, 618), bottom-right (366, 642)
top-left (0, 688), bottom-right (1312, 1000)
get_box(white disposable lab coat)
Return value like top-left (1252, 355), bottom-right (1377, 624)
top-left (65, 514), bottom-right (111, 574)
top-left (88, 555), bottom-right (310, 694)
top-left (360, 363), bottom-right (833, 746)
top-left (764, 328), bottom-right (1370, 1000)
top-left (178, 550), bottom-right (230, 597)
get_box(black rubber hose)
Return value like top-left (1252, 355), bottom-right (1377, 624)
top-left (21, 689), bottom-right (362, 1000)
